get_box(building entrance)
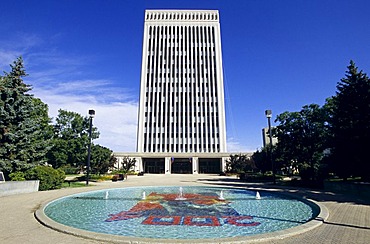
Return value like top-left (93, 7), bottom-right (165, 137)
top-left (143, 158), bottom-right (165, 174)
top-left (199, 158), bottom-right (221, 173)
top-left (171, 158), bottom-right (192, 174)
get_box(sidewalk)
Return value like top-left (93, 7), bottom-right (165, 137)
top-left (1, 174), bottom-right (369, 243)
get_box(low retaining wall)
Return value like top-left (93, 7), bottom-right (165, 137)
top-left (0, 180), bottom-right (39, 197)
top-left (324, 181), bottom-right (370, 199)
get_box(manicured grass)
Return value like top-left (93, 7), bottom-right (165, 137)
top-left (62, 181), bottom-right (88, 188)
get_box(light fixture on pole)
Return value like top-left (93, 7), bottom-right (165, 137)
top-left (265, 109), bottom-right (276, 184)
top-left (86, 109), bottom-right (95, 185)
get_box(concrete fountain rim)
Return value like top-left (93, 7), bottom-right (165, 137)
top-left (34, 186), bottom-right (329, 244)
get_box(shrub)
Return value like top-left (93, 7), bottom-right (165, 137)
top-left (25, 166), bottom-right (65, 191)
top-left (9, 172), bottom-right (26, 181)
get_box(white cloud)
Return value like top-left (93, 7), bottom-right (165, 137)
top-left (32, 84), bottom-right (138, 153)
top-left (227, 137), bottom-right (256, 153)
top-left (0, 32), bottom-right (140, 153)
top-left (0, 32), bottom-right (43, 51)
top-left (0, 50), bottom-right (22, 70)
top-left (0, 32), bottom-right (45, 70)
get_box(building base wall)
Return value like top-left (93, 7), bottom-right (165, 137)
top-left (113, 152), bottom-right (238, 175)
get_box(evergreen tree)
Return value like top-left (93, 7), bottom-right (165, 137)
top-left (0, 57), bottom-right (53, 177)
top-left (329, 61), bottom-right (370, 180)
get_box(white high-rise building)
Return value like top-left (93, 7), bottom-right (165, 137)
top-left (137, 9), bottom-right (226, 153)
top-left (117, 10), bottom-right (229, 174)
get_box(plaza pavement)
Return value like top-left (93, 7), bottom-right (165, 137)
top-left (0, 174), bottom-right (369, 243)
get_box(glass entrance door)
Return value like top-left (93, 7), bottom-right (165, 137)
top-left (171, 158), bottom-right (192, 174)
top-left (144, 158), bottom-right (165, 174)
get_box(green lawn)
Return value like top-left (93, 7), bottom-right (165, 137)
top-left (62, 181), bottom-right (88, 188)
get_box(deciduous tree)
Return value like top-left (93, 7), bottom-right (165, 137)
top-left (226, 154), bottom-right (255, 173)
top-left (120, 156), bottom-right (136, 173)
top-left (274, 104), bottom-right (329, 180)
top-left (47, 109), bottom-right (99, 170)
top-left (90, 144), bottom-right (116, 174)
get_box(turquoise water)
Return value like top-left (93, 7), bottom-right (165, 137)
top-left (44, 186), bottom-right (318, 239)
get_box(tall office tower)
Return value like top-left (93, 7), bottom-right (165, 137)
top-left (137, 10), bottom-right (227, 155)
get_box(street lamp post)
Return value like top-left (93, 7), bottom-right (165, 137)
top-left (86, 109), bottom-right (95, 186)
top-left (265, 110), bottom-right (276, 184)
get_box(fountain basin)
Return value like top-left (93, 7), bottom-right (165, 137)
top-left (36, 186), bottom-right (326, 242)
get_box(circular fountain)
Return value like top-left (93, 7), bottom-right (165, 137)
top-left (37, 186), bottom-right (323, 243)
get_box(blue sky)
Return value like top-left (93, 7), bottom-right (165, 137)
top-left (1, 0), bottom-right (370, 152)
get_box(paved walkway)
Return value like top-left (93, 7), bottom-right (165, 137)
top-left (1, 174), bottom-right (369, 243)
